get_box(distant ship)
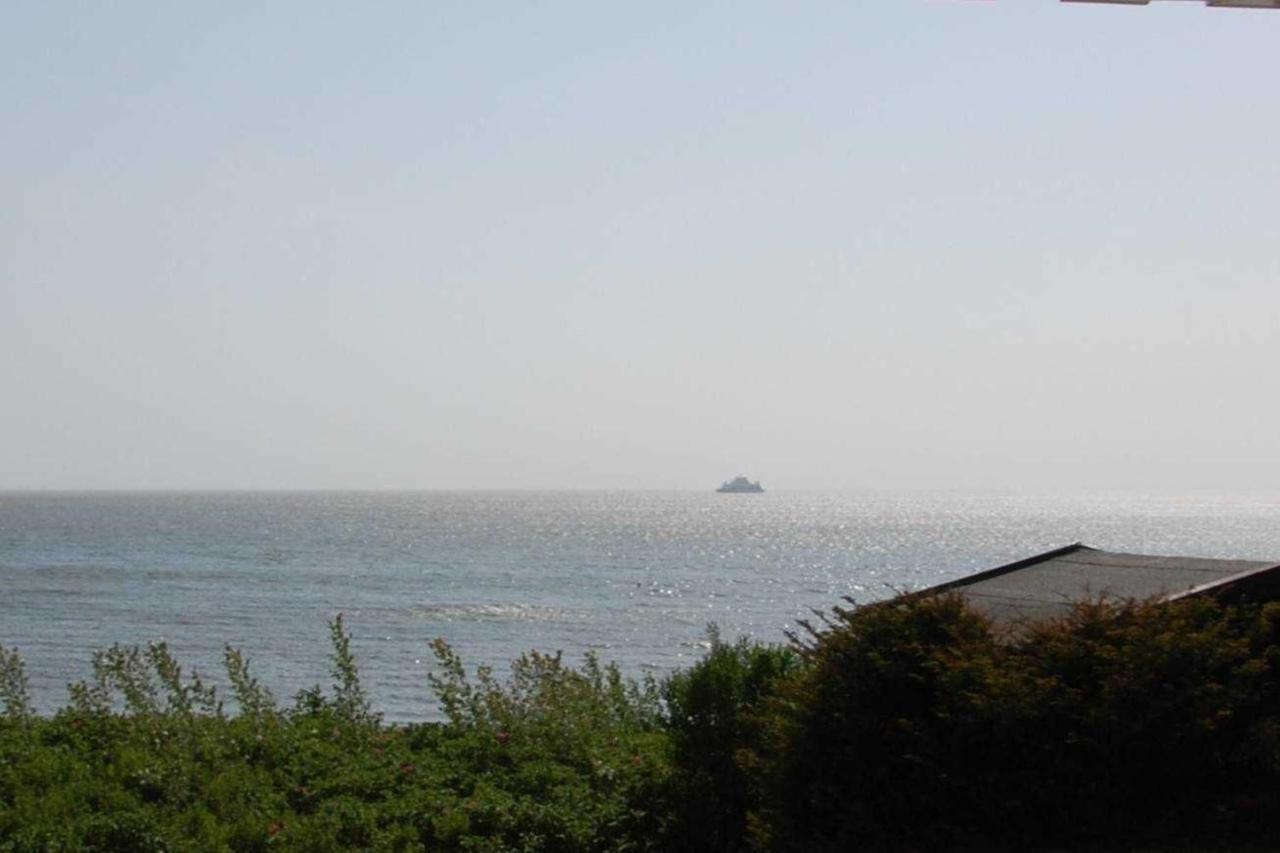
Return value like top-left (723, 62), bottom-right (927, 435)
top-left (717, 476), bottom-right (764, 494)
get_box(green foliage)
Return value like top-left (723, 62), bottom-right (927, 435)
top-left (0, 627), bottom-right (671, 851)
top-left (662, 627), bottom-right (797, 852)
top-left (223, 644), bottom-right (277, 722)
top-left (0, 643), bottom-right (33, 722)
top-left (292, 613), bottom-right (378, 727)
top-left (328, 613), bottom-right (375, 726)
top-left (426, 638), bottom-right (672, 850)
top-left (758, 593), bottom-right (1280, 851)
top-left (147, 641), bottom-right (222, 719)
top-left (428, 639), bottom-right (663, 736)
top-left (4, 598), bottom-right (1280, 850)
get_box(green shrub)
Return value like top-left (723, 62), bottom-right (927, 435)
top-left (0, 643), bottom-right (33, 723)
top-left (4, 597), bottom-right (1280, 851)
top-left (662, 626), bottom-right (798, 852)
top-left (758, 593), bottom-right (1280, 851)
top-left (425, 638), bottom-right (673, 850)
top-left (291, 613), bottom-right (378, 728)
top-left (223, 643), bottom-right (277, 722)
top-left (0, 622), bottom-right (673, 851)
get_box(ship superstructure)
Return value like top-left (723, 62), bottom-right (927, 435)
top-left (717, 476), bottom-right (764, 493)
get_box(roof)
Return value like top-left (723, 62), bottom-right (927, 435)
top-left (1064, 1), bottom-right (1280, 9)
top-left (922, 543), bottom-right (1280, 626)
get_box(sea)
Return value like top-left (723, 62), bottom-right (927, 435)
top-left (3, 490), bottom-right (1280, 722)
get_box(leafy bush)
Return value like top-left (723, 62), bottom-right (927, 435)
top-left (662, 627), bottom-right (797, 852)
top-left (0, 617), bottom-right (672, 851)
top-left (5, 599), bottom-right (1280, 850)
top-left (0, 643), bottom-right (33, 722)
top-left (426, 639), bottom-right (672, 850)
top-left (758, 593), bottom-right (1280, 851)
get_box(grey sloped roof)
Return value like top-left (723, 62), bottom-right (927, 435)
top-left (924, 543), bottom-right (1280, 627)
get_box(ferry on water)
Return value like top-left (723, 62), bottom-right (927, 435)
top-left (717, 476), bottom-right (764, 493)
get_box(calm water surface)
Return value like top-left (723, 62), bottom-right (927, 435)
top-left (3, 491), bottom-right (1279, 721)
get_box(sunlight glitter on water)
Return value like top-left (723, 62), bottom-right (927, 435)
top-left (3, 491), bottom-right (1280, 721)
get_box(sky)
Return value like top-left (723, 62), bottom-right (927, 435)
top-left (2, 1), bottom-right (1279, 491)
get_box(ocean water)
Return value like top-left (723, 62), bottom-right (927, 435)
top-left (3, 490), bottom-right (1280, 722)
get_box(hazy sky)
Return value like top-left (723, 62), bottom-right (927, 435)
top-left (3, 2), bottom-right (1278, 491)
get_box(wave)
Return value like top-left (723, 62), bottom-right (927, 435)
top-left (408, 603), bottom-right (571, 623)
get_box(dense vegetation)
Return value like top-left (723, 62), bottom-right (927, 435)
top-left (3, 596), bottom-right (1280, 851)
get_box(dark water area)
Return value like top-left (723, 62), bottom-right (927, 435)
top-left (3, 490), bottom-right (1279, 721)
